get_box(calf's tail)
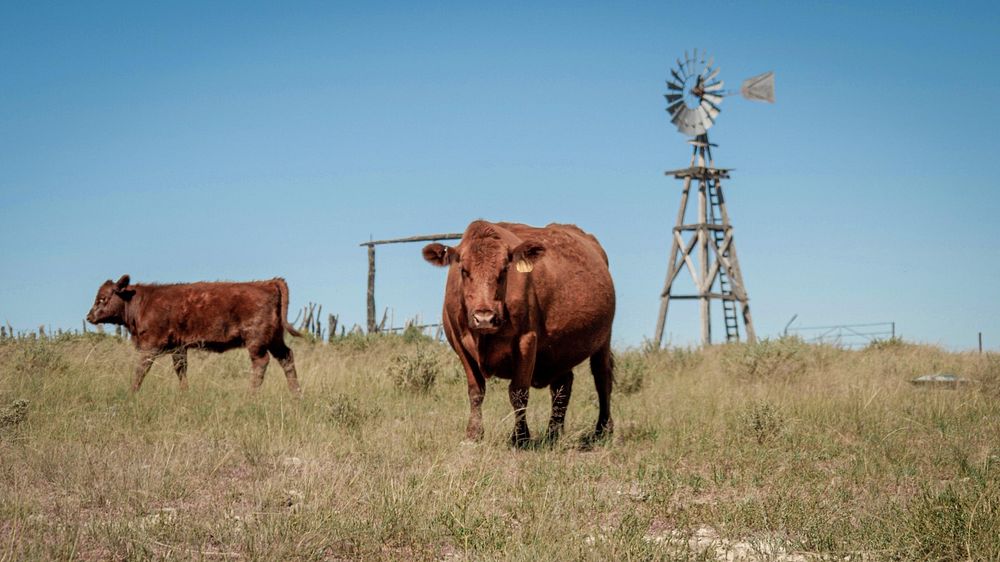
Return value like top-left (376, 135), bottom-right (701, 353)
top-left (275, 278), bottom-right (303, 337)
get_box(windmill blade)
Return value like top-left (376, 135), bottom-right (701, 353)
top-left (670, 68), bottom-right (684, 85)
top-left (701, 99), bottom-right (721, 120)
top-left (669, 106), bottom-right (686, 126)
top-left (704, 66), bottom-right (720, 81)
top-left (675, 59), bottom-right (688, 79)
top-left (704, 80), bottom-right (724, 92)
top-left (665, 93), bottom-right (683, 104)
top-left (702, 93), bottom-right (723, 106)
top-left (666, 99), bottom-right (685, 117)
top-left (696, 106), bottom-right (712, 127)
top-left (740, 71), bottom-right (775, 103)
top-left (667, 80), bottom-right (683, 92)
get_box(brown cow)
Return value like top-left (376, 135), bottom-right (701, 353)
top-left (86, 275), bottom-right (303, 395)
top-left (423, 220), bottom-right (615, 446)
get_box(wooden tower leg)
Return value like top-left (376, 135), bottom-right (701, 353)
top-left (697, 177), bottom-right (711, 346)
top-left (654, 177), bottom-right (692, 348)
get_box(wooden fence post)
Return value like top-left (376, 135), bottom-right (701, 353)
top-left (367, 244), bottom-right (376, 333)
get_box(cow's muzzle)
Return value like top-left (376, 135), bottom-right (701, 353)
top-left (470, 309), bottom-right (501, 332)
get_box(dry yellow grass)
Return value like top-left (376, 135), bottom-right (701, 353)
top-left (1, 333), bottom-right (998, 560)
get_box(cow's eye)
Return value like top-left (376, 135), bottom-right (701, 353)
top-left (461, 268), bottom-right (470, 279)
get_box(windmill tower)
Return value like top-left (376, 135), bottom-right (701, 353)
top-left (652, 49), bottom-right (774, 347)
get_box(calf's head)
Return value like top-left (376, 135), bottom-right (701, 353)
top-left (86, 275), bottom-right (133, 325)
top-left (423, 237), bottom-right (544, 333)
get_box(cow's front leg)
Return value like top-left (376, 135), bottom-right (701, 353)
top-left (454, 334), bottom-right (486, 441)
top-left (509, 332), bottom-right (537, 448)
top-left (132, 350), bottom-right (158, 393)
top-left (171, 349), bottom-right (189, 391)
top-left (461, 355), bottom-right (486, 441)
top-left (546, 370), bottom-right (574, 442)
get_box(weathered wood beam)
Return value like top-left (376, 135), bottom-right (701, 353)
top-left (359, 233), bottom-right (462, 247)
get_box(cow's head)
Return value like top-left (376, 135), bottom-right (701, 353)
top-left (86, 275), bottom-right (134, 325)
top-left (423, 237), bottom-right (545, 333)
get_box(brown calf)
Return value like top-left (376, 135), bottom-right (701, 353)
top-left (86, 275), bottom-right (302, 395)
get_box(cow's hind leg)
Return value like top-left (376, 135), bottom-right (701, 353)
top-left (589, 343), bottom-right (614, 438)
top-left (546, 370), bottom-right (574, 442)
top-left (132, 350), bottom-right (158, 393)
top-left (248, 346), bottom-right (270, 392)
top-left (171, 349), bottom-right (189, 391)
top-left (269, 341), bottom-right (301, 397)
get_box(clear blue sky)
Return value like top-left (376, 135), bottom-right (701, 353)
top-left (2, 1), bottom-right (998, 350)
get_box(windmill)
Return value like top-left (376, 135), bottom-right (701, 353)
top-left (652, 49), bottom-right (774, 347)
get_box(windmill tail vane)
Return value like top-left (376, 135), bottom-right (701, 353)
top-left (739, 71), bottom-right (775, 103)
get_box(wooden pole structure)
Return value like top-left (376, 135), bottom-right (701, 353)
top-left (654, 133), bottom-right (756, 348)
top-left (696, 147), bottom-right (711, 345)
top-left (366, 244), bottom-right (376, 333)
top-left (360, 232), bottom-right (462, 335)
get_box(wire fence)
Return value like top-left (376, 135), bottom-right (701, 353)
top-left (785, 321), bottom-right (895, 348)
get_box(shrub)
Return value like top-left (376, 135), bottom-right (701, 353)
top-left (400, 324), bottom-right (433, 344)
top-left (738, 401), bottom-right (784, 445)
top-left (328, 394), bottom-right (381, 429)
top-left (864, 335), bottom-right (905, 351)
top-left (387, 347), bottom-right (442, 393)
top-left (614, 353), bottom-right (647, 396)
top-left (0, 399), bottom-right (29, 430)
top-left (721, 337), bottom-right (807, 381)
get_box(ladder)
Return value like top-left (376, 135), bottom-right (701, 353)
top-left (708, 178), bottom-right (740, 342)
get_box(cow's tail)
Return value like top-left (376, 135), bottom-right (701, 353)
top-left (275, 278), bottom-right (303, 338)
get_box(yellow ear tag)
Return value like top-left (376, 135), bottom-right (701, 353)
top-left (515, 259), bottom-right (533, 273)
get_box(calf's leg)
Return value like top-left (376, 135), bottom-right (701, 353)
top-left (132, 350), bottom-right (158, 393)
top-left (589, 343), bottom-right (614, 438)
top-left (269, 342), bottom-right (301, 397)
top-left (248, 347), bottom-right (270, 392)
top-left (171, 349), bottom-right (189, 391)
top-left (546, 370), bottom-right (574, 441)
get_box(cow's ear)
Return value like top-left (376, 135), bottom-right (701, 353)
top-left (422, 243), bottom-right (456, 267)
top-left (511, 240), bottom-right (545, 273)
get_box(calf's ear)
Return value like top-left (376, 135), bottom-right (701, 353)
top-left (114, 275), bottom-right (135, 300)
top-left (422, 243), bottom-right (456, 267)
top-left (511, 240), bottom-right (545, 273)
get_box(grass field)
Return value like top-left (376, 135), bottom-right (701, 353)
top-left (1, 332), bottom-right (998, 561)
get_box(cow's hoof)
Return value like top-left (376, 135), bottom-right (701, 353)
top-left (579, 428), bottom-right (613, 450)
top-left (465, 426), bottom-right (484, 442)
top-left (543, 426), bottom-right (563, 445)
top-left (509, 429), bottom-right (531, 449)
